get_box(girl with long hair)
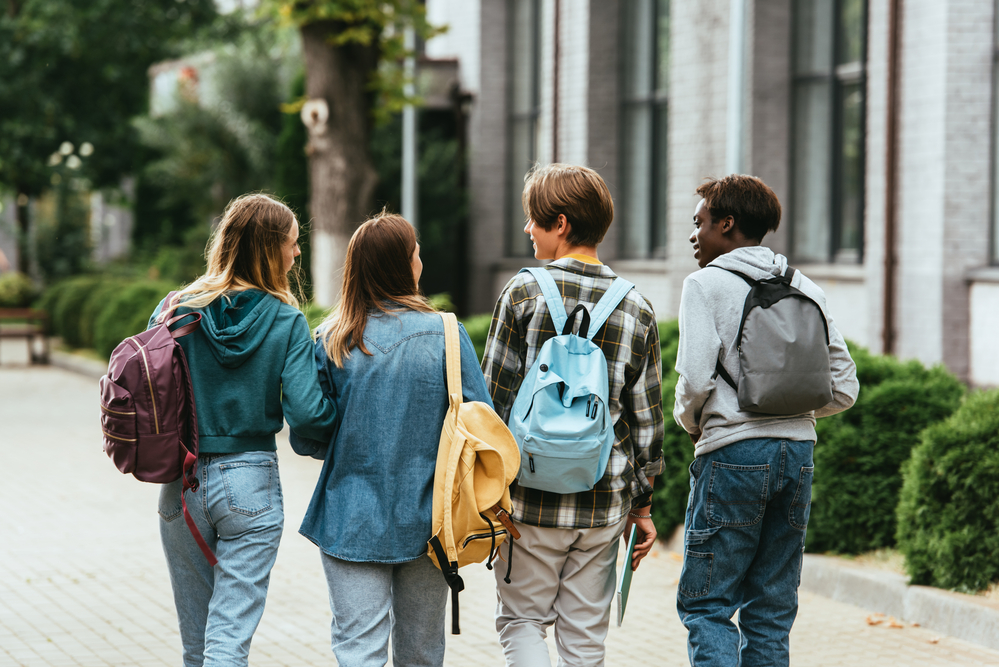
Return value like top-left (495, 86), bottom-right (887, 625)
top-left (290, 212), bottom-right (490, 667)
top-left (149, 193), bottom-right (338, 667)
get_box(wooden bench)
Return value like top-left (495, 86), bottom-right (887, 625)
top-left (0, 308), bottom-right (50, 365)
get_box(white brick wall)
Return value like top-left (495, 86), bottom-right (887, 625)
top-left (556, 0), bottom-right (588, 165)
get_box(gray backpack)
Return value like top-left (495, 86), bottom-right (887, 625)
top-left (713, 267), bottom-right (833, 415)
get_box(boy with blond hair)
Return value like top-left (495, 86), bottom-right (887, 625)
top-left (482, 163), bottom-right (665, 666)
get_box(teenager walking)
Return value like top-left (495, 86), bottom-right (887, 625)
top-left (482, 163), bottom-right (665, 666)
top-left (674, 175), bottom-right (859, 666)
top-left (150, 194), bottom-right (339, 667)
top-left (290, 212), bottom-right (491, 667)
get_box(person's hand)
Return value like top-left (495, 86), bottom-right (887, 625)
top-left (623, 508), bottom-right (657, 571)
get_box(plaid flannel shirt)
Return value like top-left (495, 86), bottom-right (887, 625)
top-left (481, 257), bottom-right (665, 529)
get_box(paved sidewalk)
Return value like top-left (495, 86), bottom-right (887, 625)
top-left (2, 364), bottom-right (999, 666)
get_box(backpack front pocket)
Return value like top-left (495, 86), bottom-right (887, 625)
top-left (99, 376), bottom-right (138, 475)
top-left (518, 436), bottom-right (604, 494)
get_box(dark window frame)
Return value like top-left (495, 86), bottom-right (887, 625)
top-left (505, 0), bottom-right (542, 258)
top-left (991, 0), bottom-right (999, 264)
top-left (618, 0), bottom-right (670, 260)
top-left (789, 0), bottom-right (868, 264)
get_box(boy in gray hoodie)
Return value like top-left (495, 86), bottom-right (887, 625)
top-left (674, 175), bottom-right (858, 667)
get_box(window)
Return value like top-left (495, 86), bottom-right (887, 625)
top-left (992, 0), bottom-right (999, 263)
top-left (620, 0), bottom-right (669, 259)
top-left (507, 0), bottom-right (542, 257)
top-left (790, 0), bottom-right (867, 263)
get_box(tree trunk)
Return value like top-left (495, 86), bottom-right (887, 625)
top-left (300, 22), bottom-right (380, 307)
top-left (15, 191), bottom-right (30, 274)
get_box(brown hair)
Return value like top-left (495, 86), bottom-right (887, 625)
top-left (169, 193), bottom-right (300, 310)
top-left (696, 175), bottom-right (782, 241)
top-left (320, 211), bottom-right (434, 367)
top-left (522, 163), bottom-right (614, 247)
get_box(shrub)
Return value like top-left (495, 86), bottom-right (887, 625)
top-left (806, 344), bottom-right (966, 554)
top-left (897, 389), bottom-right (999, 593)
top-left (94, 280), bottom-right (176, 358)
top-left (52, 275), bottom-right (104, 348)
top-left (0, 272), bottom-right (38, 308)
top-left (79, 279), bottom-right (129, 349)
top-left (460, 313), bottom-right (493, 362)
top-left (651, 320), bottom-right (697, 540)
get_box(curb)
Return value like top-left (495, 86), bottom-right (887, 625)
top-left (49, 348), bottom-right (107, 380)
top-left (800, 554), bottom-right (999, 652)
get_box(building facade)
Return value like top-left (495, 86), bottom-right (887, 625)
top-left (425, 0), bottom-right (999, 386)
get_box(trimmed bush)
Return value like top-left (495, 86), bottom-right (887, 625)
top-left (52, 276), bottom-right (104, 348)
top-left (461, 313), bottom-right (492, 362)
top-left (0, 272), bottom-right (38, 308)
top-left (896, 389), bottom-right (999, 593)
top-left (79, 279), bottom-right (129, 349)
top-left (651, 319), bottom-right (696, 540)
top-left (806, 344), bottom-right (965, 554)
top-left (94, 281), bottom-right (176, 359)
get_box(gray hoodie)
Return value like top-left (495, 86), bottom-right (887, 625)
top-left (673, 246), bottom-right (859, 457)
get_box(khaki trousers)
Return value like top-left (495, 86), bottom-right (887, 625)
top-left (494, 518), bottom-right (625, 667)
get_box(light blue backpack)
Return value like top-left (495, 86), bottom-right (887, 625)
top-left (511, 268), bottom-right (634, 494)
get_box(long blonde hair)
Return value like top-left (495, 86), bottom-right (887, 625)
top-left (169, 194), bottom-right (300, 311)
top-left (320, 211), bottom-right (434, 367)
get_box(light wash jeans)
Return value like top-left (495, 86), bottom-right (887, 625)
top-left (321, 553), bottom-right (448, 667)
top-left (159, 451), bottom-right (284, 667)
top-left (676, 438), bottom-right (814, 667)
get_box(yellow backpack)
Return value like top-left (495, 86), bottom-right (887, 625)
top-left (427, 312), bottom-right (521, 635)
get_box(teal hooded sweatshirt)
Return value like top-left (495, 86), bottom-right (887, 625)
top-left (149, 290), bottom-right (337, 454)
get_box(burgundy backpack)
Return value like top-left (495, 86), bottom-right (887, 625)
top-left (99, 292), bottom-right (217, 565)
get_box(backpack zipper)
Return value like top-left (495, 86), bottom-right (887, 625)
top-left (528, 453), bottom-right (535, 473)
top-left (130, 337), bottom-right (160, 434)
top-left (101, 405), bottom-right (136, 416)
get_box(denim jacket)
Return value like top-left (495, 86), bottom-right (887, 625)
top-left (291, 309), bottom-right (491, 563)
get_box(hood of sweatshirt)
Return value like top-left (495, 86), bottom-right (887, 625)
top-left (194, 290), bottom-right (281, 369)
top-left (707, 246), bottom-right (789, 282)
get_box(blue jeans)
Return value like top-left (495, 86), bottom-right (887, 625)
top-left (321, 553), bottom-right (448, 667)
top-left (159, 451), bottom-right (284, 667)
top-left (676, 438), bottom-right (814, 667)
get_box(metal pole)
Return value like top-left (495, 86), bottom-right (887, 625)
top-left (402, 26), bottom-right (418, 227)
top-left (725, 0), bottom-right (747, 175)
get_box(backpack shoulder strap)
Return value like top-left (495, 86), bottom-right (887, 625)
top-left (584, 277), bottom-right (635, 341)
top-left (522, 267), bottom-right (568, 335)
top-left (440, 312), bottom-right (463, 408)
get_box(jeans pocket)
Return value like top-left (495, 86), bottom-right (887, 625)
top-left (706, 462), bottom-right (768, 527)
top-left (220, 461), bottom-right (275, 516)
top-left (158, 479), bottom-right (182, 522)
top-left (679, 550), bottom-right (713, 598)
top-left (789, 465), bottom-right (814, 530)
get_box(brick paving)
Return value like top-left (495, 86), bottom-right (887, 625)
top-left (2, 362), bottom-right (999, 666)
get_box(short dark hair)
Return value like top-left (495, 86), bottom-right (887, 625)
top-left (522, 163), bottom-right (614, 246)
top-left (696, 175), bottom-right (781, 241)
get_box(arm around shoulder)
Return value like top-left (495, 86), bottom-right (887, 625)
top-left (282, 316), bottom-right (339, 455)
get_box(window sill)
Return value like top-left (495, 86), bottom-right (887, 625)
top-left (792, 263), bottom-right (866, 282)
top-left (966, 266), bottom-right (999, 284)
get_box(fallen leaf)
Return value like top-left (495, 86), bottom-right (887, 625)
top-left (928, 637), bottom-right (941, 644)
top-left (887, 617), bottom-right (904, 629)
top-left (672, 578), bottom-right (680, 585)
top-left (668, 552), bottom-right (683, 562)
top-left (865, 615), bottom-right (884, 626)
top-left (910, 621), bottom-right (920, 627)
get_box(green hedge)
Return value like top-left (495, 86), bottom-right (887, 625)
top-left (896, 389), bottom-right (999, 593)
top-left (94, 281), bottom-right (176, 358)
top-left (0, 272), bottom-right (38, 308)
top-left (806, 345), bottom-right (965, 554)
top-left (52, 276), bottom-right (104, 348)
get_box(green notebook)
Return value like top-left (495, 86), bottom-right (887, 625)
top-left (616, 524), bottom-right (639, 627)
